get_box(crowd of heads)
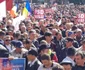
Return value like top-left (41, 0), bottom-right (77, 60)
top-left (0, 2), bottom-right (85, 70)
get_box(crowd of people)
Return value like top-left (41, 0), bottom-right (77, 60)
top-left (0, 2), bottom-right (85, 70)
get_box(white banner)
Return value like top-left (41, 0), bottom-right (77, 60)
top-left (0, 0), bottom-right (6, 20)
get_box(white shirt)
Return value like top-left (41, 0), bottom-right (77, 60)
top-left (6, 44), bottom-right (15, 53)
top-left (10, 48), bottom-right (28, 58)
top-left (38, 62), bottom-right (60, 70)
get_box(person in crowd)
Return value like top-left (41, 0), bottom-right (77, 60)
top-left (13, 31), bottom-right (21, 40)
top-left (10, 41), bottom-right (28, 58)
top-left (1, 2), bottom-right (85, 70)
top-left (26, 48), bottom-right (41, 70)
top-left (66, 30), bottom-right (79, 48)
top-left (72, 51), bottom-right (85, 70)
top-left (60, 60), bottom-right (73, 70)
top-left (0, 44), bottom-right (9, 57)
top-left (0, 30), bottom-right (6, 45)
top-left (22, 32), bottom-right (29, 39)
top-left (61, 37), bottom-right (76, 62)
top-left (62, 47), bottom-right (76, 66)
top-left (40, 21), bottom-right (46, 35)
top-left (23, 39), bottom-right (36, 50)
top-left (6, 25), bottom-right (14, 36)
top-left (22, 39), bottom-right (37, 70)
top-left (44, 31), bottom-right (56, 51)
top-left (6, 19), bottom-right (13, 26)
top-left (29, 29), bottom-right (39, 48)
top-left (25, 20), bottom-right (33, 32)
top-left (75, 28), bottom-right (84, 47)
top-left (0, 21), bottom-right (5, 29)
top-left (65, 23), bottom-right (73, 37)
top-left (4, 35), bottom-right (15, 53)
top-left (19, 22), bottom-right (26, 33)
top-left (38, 53), bottom-right (61, 70)
top-left (51, 28), bottom-right (58, 37)
top-left (20, 25), bottom-right (27, 34)
top-left (53, 30), bottom-right (66, 62)
top-left (38, 44), bottom-right (58, 62)
top-left (77, 39), bottom-right (85, 52)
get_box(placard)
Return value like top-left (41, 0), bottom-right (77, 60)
top-left (77, 13), bottom-right (85, 23)
top-left (0, 58), bottom-right (25, 70)
top-left (34, 9), bottom-right (44, 19)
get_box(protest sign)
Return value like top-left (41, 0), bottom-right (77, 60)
top-left (77, 13), bottom-right (85, 23)
top-left (34, 9), bottom-right (44, 19)
top-left (44, 8), bottom-right (53, 14)
top-left (44, 8), bottom-right (54, 20)
top-left (0, 58), bottom-right (25, 70)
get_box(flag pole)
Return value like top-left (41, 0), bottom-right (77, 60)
top-left (6, 0), bottom-right (13, 24)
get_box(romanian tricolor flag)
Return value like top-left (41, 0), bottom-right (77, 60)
top-left (22, 1), bottom-right (31, 18)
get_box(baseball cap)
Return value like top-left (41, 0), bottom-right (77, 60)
top-left (28, 48), bottom-right (38, 57)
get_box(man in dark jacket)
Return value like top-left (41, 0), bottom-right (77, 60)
top-left (26, 48), bottom-right (41, 70)
top-left (60, 37), bottom-right (76, 62)
top-left (53, 30), bottom-right (66, 62)
top-left (29, 30), bottom-right (39, 48)
top-left (0, 44), bottom-right (9, 57)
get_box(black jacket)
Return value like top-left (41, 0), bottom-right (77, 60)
top-left (72, 64), bottom-right (85, 70)
top-left (0, 44), bottom-right (9, 57)
top-left (26, 59), bottom-right (41, 70)
top-left (53, 37), bottom-right (66, 62)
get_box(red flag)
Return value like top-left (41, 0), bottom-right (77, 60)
top-left (6, 0), bottom-right (13, 11)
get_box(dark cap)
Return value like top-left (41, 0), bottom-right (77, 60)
top-left (11, 40), bottom-right (17, 46)
top-left (11, 40), bottom-right (23, 48)
top-left (28, 48), bottom-right (38, 57)
top-left (16, 41), bottom-right (24, 48)
top-left (38, 44), bottom-right (49, 53)
top-left (66, 37), bottom-right (73, 42)
top-left (44, 31), bottom-right (52, 36)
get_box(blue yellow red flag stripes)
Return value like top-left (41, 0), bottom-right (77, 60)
top-left (22, 1), bottom-right (31, 18)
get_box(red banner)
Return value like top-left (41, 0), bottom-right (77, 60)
top-left (44, 8), bottom-right (54, 14)
top-left (77, 13), bottom-right (85, 23)
top-left (44, 8), bottom-right (54, 20)
top-left (34, 9), bottom-right (44, 19)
